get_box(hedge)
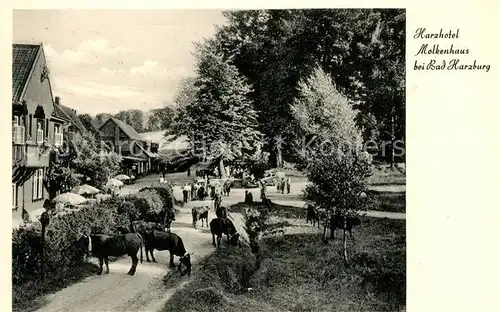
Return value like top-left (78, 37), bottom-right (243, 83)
top-left (12, 184), bottom-right (178, 290)
top-left (12, 197), bottom-right (129, 286)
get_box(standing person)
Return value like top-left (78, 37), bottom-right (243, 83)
top-left (286, 177), bottom-right (291, 194)
top-left (277, 179), bottom-right (281, 193)
top-left (182, 183), bottom-right (189, 203)
top-left (281, 178), bottom-right (286, 194)
top-left (159, 175), bottom-right (165, 184)
top-left (187, 167), bottom-right (191, 177)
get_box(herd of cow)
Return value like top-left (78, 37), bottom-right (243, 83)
top-left (77, 203), bottom-right (241, 279)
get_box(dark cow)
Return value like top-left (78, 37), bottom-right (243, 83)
top-left (329, 212), bottom-right (362, 239)
top-left (142, 230), bottom-right (192, 276)
top-left (132, 220), bottom-right (165, 235)
top-left (192, 206), bottom-right (209, 229)
top-left (79, 233), bottom-right (143, 275)
top-left (306, 206), bottom-right (320, 227)
top-left (210, 217), bottom-right (240, 248)
top-left (216, 206), bottom-right (229, 218)
top-left (145, 208), bottom-right (175, 232)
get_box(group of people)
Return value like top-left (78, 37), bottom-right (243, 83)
top-left (277, 177), bottom-right (292, 194)
top-left (182, 181), bottom-right (208, 203)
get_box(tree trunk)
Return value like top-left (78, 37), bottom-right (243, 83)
top-left (343, 219), bottom-right (348, 264)
top-left (390, 107), bottom-right (395, 169)
top-left (219, 158), bottom-right (226, 179)
top-left (275, 134), bottom-right (283, 169)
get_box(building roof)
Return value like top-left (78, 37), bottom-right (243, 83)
top-left (55, 104), bottom-right (87, 133)
top-left (103, 117), bottom-right (144, 141)
top-left (12, 44), bottom-right (41, 102)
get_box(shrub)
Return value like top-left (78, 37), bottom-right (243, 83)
top-left (139, 184), bottom-right (175, 210)
top-left (12, 198), bottom-right (128, 287)
top-left (124, 190), bottom-right (163, 220)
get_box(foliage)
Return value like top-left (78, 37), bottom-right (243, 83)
top-left (209, 9), bottom-right (405, 164)
top-left (77, 113), bottom-right (100, 136)
top-left (291, 67), bottom-right (372, 219)
top-left (146, 106), bottom-right (176, 132)
top-left (140, 184), bottom-right (175, 210)
top-left (245, 146), bottom-right (270, 180)
top-left (68, 132), bottom-right (122, 190)
top-left (12, 198), bottom-right (129, 287)
top-left (168, 42), bottom-right (263, 168)
top-left (94, 113), bottom-right (112, 128)
top-left (114, 109), bottom-right (145, 133)
top-left (46, 165), bottom-right (81, 199)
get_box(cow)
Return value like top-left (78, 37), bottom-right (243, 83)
top-left (79, 233), bottom-right (143, 275)
top-left (306, 205), bottom-right (320, 227)
top-left (142, 230), bottom-right (192, 276)
top-left (132, 220), bottom-right (166, 235)
top-left (146, 208), bottom-right (175, 232)
top-left (329, 212), bottom-right (362, 239)
top-left (192, 206), bottom-right (210, 229)
top-left (210, 217), bottom-right (240, 248)
top-left (216, 206), bottom-right (229, 219)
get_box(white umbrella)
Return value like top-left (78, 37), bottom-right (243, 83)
top-left (53, 193), bottom-right (87, 206)
top-left (114, 174), bottom-right (131, 181)
top-left (71, 184), bottom-right (101, 195)
top-left (106, 178), bottom-right (124, 188)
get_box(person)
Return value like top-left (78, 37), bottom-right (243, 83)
top-left (277, 179), bottom-right (281, 193)
top-left (244, 190), bottom-right (253, 204)
top-left (187, 167), bottom-right (191, 176)
top-left (286, 177), bottom-right (291, 194)
top-left (159, 175), bottom-right (165, 184)
top-left (191, 182), bottom-right (196, 200)
top-left (281, 178), bottom-right (286, 194)
top-left (182, 183), bottom-right (189, 203)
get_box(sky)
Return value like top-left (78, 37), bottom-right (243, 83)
top-left (13, 10), bottom-right (227, 116)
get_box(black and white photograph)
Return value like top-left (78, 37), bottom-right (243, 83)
top-left (11, 9), bottom-right (406, 312)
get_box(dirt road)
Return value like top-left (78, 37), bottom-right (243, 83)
top-left (34, 201), bottom-right (246, 312)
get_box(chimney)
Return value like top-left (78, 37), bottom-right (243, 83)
top-left (55, 96), bottom-right (60, 105)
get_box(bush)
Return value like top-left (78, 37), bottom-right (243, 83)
top-left (140, 184), bottom-right (175, 210)
top-left (12, 198), bottom-right (129, 287)
top-left (124, 189), bottom-right (163, 220)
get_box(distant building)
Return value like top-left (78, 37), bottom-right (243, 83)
top-left (99, 117), bottom-right (160, 177)
top-left (12, 43), bottom-right (68, 224)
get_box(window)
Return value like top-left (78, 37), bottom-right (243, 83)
top-left (54, 124), bottom-right (63, 147)
top-left (37, 120), bottom-right (44, 144)
top-left (29, 114), bottom-right (32, 137)
top-left (32, 168), bottom-right (44, 200)
top-left (12, 183), bottom-right (17, 209)
top-left (12, 117), bottom-right (25, 144)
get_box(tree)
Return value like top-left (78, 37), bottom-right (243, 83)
top-left (291, 67), bottom-right (372, 263)
top-left (78, 113), bottom-right (100, 136)
top-left (113, 109), bottom-right (145, 133)
top-left (147, 106), bottom-right (175, 131)
top-left (168, 42), bottom-right (262, 177)
top-left (211, 9), bottom-right (405, 166)
top-left (95, 113), bottom-right (112, 128)
top-left (69, 132), bottom-right (122, 190)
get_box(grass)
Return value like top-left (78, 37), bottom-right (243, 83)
top-left (161, 217), bottom-right (406, 312)
top-left (369, 190), bottom-right (406, 213)
top-left (12, 262), bottom-right (99, 312)
top-left (230, 201), bottom-right (305, 219)
top-left (369, 163), bottom-right (406, 186)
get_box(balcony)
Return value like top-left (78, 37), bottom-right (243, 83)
top-left (12, 126), bottom-right (25, 145)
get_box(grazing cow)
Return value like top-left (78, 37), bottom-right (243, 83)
top-left (79, 233), bottom-right (143, 275)
top-left (329, 212), bottom-right (362, 239)
top-left (142, 230), bottom-right (192, 276)
top-left (210, 217), bottom-right (240, 248)
top-left (192, 206), bottom-right (210, 229)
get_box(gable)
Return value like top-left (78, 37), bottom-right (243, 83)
top-left (16, 45), bottom-right (55, 117)
top-left (12, 44), bottom-right (40, 102)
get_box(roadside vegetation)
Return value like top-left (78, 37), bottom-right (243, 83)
top-left (162, 216), bottom-right (405, 312)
